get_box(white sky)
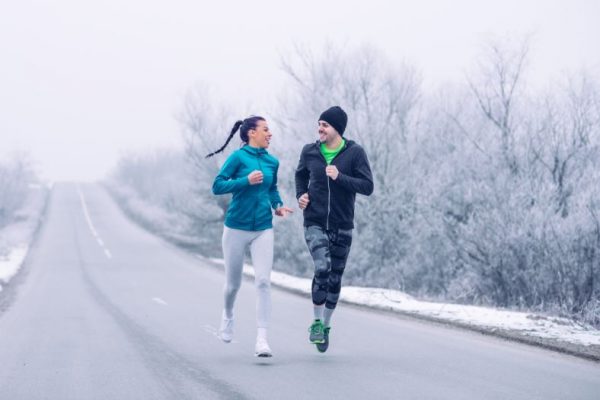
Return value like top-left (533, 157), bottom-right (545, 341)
top-left (1, 0), bottom-right (599, 181)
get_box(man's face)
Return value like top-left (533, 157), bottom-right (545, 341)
top-left (318, 120), bottom-right (339, 143)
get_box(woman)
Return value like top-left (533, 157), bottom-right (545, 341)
top-left (207, 116), bottom-right (292, 357)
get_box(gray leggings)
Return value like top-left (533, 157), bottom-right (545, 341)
top-left (304, 225), bottom-right (353, 310)
top-left (222, 227), bottom-right (273, 329)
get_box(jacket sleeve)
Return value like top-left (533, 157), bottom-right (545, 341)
top-left (212, 153), bottom-right (250, 195)
top-left (335, 146), bottom-right (374, 196)
top-left (269, 161), bottom-right (283, 209)
top-left (294, 146), bottom-right (310, 199)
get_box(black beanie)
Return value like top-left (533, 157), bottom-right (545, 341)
top-left (319, 106), bottom-right (347, 135)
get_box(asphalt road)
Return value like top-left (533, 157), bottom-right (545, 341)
top-left (0, 183), bottom-right (598, 400)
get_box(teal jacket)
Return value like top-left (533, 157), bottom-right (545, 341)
top-left (212, 145), bottom-right (283, 231)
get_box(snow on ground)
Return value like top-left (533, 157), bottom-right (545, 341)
top-left (0, 185), bottom-right (48, 292)
top-left (207, 257), bottom-right (600, 347)
top-left (0, 246), bottom-right (29, 292)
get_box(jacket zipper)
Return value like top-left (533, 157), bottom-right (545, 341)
top-left (326, 175), bottom-right (331, 230)
top-left (317, 143), bottom-right (332, 231)
top-left (253, 153), bottom-right (264, 230)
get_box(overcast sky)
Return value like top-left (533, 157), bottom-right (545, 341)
top-left (1, 0), bottom-right (599, 181)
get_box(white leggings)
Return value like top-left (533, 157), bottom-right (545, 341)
top-left (222, 227), bottom-right (273, 329)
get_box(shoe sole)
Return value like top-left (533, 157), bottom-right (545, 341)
top-left (255, 352), bottom-right (273, 358)
top-left (316, 340), bottom-right (329, 353)
top-left (219, 334), bottom-right (233, 343)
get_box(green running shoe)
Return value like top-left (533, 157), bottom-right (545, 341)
top-left (316, 327), bottom-right (330, 353)
top-left (309, 319), bottom-right (325, 343)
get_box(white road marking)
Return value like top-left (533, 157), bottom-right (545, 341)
top-left (78, 188), bottom-right (98, 237)
top-left (78, 187), bottom-right (113, 260)
top-left (152, 297), bottom-right (168, 306)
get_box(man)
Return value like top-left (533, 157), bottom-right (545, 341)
top-left (295, 105), bottom-right (374, 353)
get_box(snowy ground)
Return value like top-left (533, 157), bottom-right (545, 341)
top-left (205, 256), bottom-right (600, 348)
top-left (0, 246), bottom-right (29, 291)
top-left (0, 184), bottom-right (48, 292)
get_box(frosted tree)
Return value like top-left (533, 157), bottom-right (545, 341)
top-left (441, 38), bottom-right (600, 323)
top-left (178, 85), bottom-right (235, 225)
top-left (0, 156), bottom-right (35, 228)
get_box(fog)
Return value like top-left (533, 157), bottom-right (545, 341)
top-left (1, 0), bottom-right (599, 181)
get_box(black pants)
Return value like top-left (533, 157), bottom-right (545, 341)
top-left (304, 225), bottom-right (353, 310)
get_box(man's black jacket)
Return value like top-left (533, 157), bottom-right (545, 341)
top-left (295, 140), bottom-right (374, 230)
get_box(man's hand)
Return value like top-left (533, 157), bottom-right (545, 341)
top-left (325, 165), bottom-right (339, 180)
top-left (248, 170), bottom-right (264, 185)
top-left (275, 206), bottom-right (294, 217)
top-left (298, 193), bottom-right (310, 210)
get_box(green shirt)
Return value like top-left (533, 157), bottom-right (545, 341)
top-left (320, 139), bottom-right (346, 165)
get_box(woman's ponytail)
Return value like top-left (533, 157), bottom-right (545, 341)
top-left (205, 116), bottom-right (265, 158)
top-left (205, 120), bottom-right (244, 158)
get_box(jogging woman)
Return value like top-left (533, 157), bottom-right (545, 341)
top-left (207, 116), bottom-right (292, 357)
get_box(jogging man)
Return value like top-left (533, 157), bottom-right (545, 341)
top-left (295, 105), bottom-right (374, 353)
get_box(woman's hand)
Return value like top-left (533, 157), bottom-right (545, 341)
top-left (247, 170), bottom-right (264, 185)
top-left (275, 206), bottom-right (294, 217)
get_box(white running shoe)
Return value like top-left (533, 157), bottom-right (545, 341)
top-left (254, 338), bottom-right (272, 357)
top-left (219, 313), bottom-right (234, 343)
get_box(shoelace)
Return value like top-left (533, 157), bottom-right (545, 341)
top-left (256, 339), bottom-right (271, 352)
top-left (256, 338), bottom-right (269, 347)
top-left (221, 318), bottom-right (233, 331)
top-left (309, 323), bottom-right (323, 334)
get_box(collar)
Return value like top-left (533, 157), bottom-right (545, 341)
top-left (241, 145), bottom-right (268, 156)
top-left (313, 139), bottom-right (351, 150)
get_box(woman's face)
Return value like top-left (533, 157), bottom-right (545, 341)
top-left (249, 120), bottom-right (272, 148)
